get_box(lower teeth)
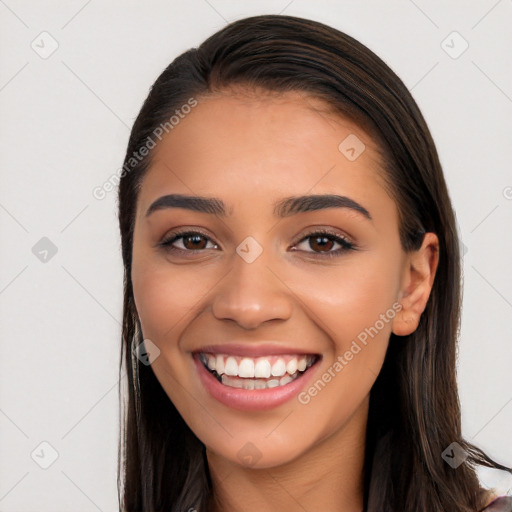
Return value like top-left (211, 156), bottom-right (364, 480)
top-left (204, 364), bottom-right (309, 389)
top-left (220, 373), bottom-right (299, 389)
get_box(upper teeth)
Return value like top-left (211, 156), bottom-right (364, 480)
top-left (199, 353), bottom-right (314, 378)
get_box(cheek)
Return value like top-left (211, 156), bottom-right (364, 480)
top-left (131, 255), bottom-right (216, 340)
top-left (287, 254), bottom-right (400, 347)
top-left (287, 260), bottom-right (398, 438)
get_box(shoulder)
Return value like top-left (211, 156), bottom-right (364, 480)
top-left (477, 466), bottom-right (512, 511)
top-left (482, 496), bottom-right (512, 511)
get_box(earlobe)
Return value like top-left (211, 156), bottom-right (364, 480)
top-left (392, 232), bottom-right (439, 336)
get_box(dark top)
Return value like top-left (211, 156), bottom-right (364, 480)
top-left (482, 496), bottom-right (512, 511)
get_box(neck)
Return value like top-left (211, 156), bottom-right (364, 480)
top-left (206, 399), bottom-right (368, 512)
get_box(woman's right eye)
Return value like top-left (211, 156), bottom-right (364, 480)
top-left (160, 231), bottom-right (219, 254)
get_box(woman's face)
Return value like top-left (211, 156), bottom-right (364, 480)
top-left (131, 90), bottom-right (413, 469)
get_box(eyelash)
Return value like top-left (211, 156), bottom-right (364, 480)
top-left (158, 228), bottom-right (356, 259)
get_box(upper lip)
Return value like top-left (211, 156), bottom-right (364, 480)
top-left (192, 343), bottom-right (320, 357)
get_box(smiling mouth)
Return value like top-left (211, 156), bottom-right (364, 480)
top-left (197, 352), bottom-right (320, 390)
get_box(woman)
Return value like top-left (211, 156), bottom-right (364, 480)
top-left (116, 14), bottom-right (512, 511)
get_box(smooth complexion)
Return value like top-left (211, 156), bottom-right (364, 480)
top-left (130, 90), bottom-right (439, 512)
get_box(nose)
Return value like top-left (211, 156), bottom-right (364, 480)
top-left (211, 250), bottom-right (293, 330)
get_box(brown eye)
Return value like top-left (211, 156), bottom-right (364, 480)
top-left (308, 235), bottom-right (335, 252)
top-left (181, 234), bottom-right (208, 250)
top-left (293, 231), bottom-right (355, 258)
top-left (160, 231), bottom-right (218, 253)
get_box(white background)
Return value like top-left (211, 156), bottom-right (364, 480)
top-left (0, 1), bottom-right (511, 510)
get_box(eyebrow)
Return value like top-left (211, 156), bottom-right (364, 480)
top-left (145, 193), bottom-right (372, 221)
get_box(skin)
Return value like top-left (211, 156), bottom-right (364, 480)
top-left (130, 89), bottom-right (439, 512)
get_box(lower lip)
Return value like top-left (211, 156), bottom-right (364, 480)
top-left (194, 355), bottom-right (320, 411)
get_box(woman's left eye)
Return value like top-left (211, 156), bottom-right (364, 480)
top-left (293, 231), bottom-right (355, 258)
top-left (159, 229), bottom-right (355, 258)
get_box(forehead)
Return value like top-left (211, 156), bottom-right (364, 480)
top-left (136, 90), bottom-right (390, 216)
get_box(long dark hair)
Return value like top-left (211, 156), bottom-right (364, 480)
top-left (117, 14), bottom-right (511, 511)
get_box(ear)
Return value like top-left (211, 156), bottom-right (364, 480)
top-left (392, 232), bottom-right (439, 336)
